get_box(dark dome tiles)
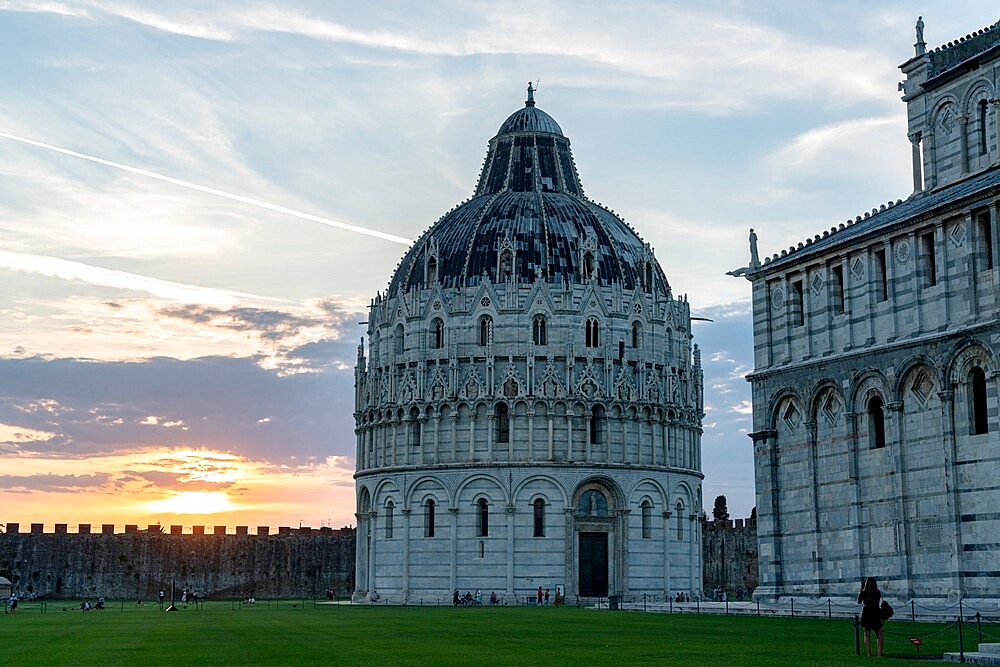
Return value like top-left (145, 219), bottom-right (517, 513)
top-left (383, 102), bottom-right (672, 300)
top-left (497, 106), bottom-right (564, 137)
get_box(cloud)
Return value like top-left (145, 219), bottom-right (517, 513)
top-left (0, 472), bottom-right (109, 492)
top-left (0, 249), bottom-right (280, 306)
top-left (0, 354), bottom-right (357, 464)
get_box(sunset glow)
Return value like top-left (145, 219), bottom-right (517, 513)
top-left (144, 491), bottom-right (239, 515)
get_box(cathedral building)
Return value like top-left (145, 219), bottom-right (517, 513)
top-left (745, 19), bottom-right (1000, 602)
top-left (352, 89), bottom-right (705, 602)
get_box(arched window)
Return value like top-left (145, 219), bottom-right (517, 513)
top-left (479, 316), bottom-right (492, 346)
top-left (582, 252), bottom-right (595, 280)
top-left (867, 395), bottom-right (886, 449)
top-left (641, 500), bottom-right (652, 539)
top-left (979, 100), bottom-right (989, 156)
top-left (431, 318), bottom-right (444, 349)
top-left (427, 255), bottom-right (438, 284)
top-left (533, 498), bottom-right (545, 537)
top-left (590, 406), bottom-right (603, 445)
top-left (477, 498), bottom-right (489, 537)
top-left (585, 318), bottom-right (600, 347)
top-left (409, 407), bottom-right (421, 447)
top-left (498, 250), bottom-right (513, 280)
top-left (631, 321), bottom-right (642, 349)
top-left (385, 501), bottom-right (394, 539)
top-left (676, 501), bottom-right (685, 540)
top-left (970, 367), bottom-right (989, 435)
top-left (533, 315), bottom-right (547, 346)
top-left (394, 324), bottom-right (404, 354)
top-left (425, 499), bottom-right (436, 537)
top-left (496, 403), bottom-right (510, 443)
top-left (644, 263), bottom-right (653, 292)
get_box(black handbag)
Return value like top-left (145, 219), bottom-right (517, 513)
top-left (880, 600), bottom-right (894, 620)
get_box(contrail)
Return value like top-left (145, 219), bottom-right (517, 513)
top-left (0, 131), bottom-right (414, 246)
top-left (0, 249), bottom-right (282, 306)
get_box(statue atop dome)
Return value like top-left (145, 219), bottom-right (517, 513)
top-left (526, 81), bottom-right (536, 106)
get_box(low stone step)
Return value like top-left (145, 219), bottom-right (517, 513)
top-left (944, 650), bottom-right (1000, 665)
top-left (981, 644), bottom-right (1000, 656)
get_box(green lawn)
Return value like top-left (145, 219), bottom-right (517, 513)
top-left (0, 601), bottom-right (980, 665)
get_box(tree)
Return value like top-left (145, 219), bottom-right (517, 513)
top-left (712, 495), bottom-right (730, 522)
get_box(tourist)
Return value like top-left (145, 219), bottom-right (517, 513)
top-left (857, 577), bottom-right (884, 657)
top-left (536, 586), bottom-right (543, 606)
top-left (8, 594), bottom-right (17, 613)
top-left (96, 597), bottom-right (105, 610)
top-left (474, 589), bottom-right (482, 606)
top-left (544, 589), bottom-right (550, 606)
top-left (453, 590), bottom-right (460, 606)
top-left (489, 591), bottom-right (498, 605)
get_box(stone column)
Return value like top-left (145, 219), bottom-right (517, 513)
top-left (418, 417), bottom-right (427, 465)
top-left (749, 429), bottom-right (780, 599)
top-left (910, 132), bottom-right (924, 193)
top-left (487, 414), bottom-right (495, 461)
top-left (993, 101), bottom-right (1000, 165)
top-left (939, 222), bottom-right (951, 326)
top-left (688, 513), bottom-right (697, 597)
top-left (959, 114), bottom-right (970, 174)
top-left (601, 411), bottom-right (614, 463)
top-left (449, 507), bottom-right (459, 594)
top-left (401, 508), bottom-right (412, 603)
top-left (886, 401), bottom-right (912, 598)
top-left (966, 212), bottom-right (979, 322)
top-left (506, 504), bottom-right (516, 596)
top-left (910, 230), bottom-right (923, 335)
top-left (924, 131), bottom-right (937, 188)
top-left (844, 411), bottom-right (864, 583)
top-left (662, 510), bottom-right (672, 596)
top-left (468, 411), bottom-right (476, 461)
top-left (450, 412), bottom-right (458, 463)
top-left (547, 414), bottom-right (554, 460)
top-left (432, 415), bottom-right (440, 464)
top-left (661, 420), bottom-right (670, 467)
top-left (564, 508), bottom-right (576, 599)
top-left (886, 242), bottom-right (899, 343)
top-left (355, 427), bottom-right (363, 472)
top-left (584, 411), bottom-right (593, 461)
top-left (527, 409), bottom-right (535, 462)
top-left (565, 414), bottom-right (574, 462)
top-left (618, 509), bottom-right (631, 595)
top-left (938, 389), bottom-right (964, 598)
top-left (354, 512), bottom-right (365, 597)
top-left (367, 510), bottom-right (378, 595)
top-left (805, 419), bottom-right (821, 594)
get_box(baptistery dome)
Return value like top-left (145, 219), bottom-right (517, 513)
top-left (353, 90), bottom-right (704, 604)
top-left (386, 98), bottom-right (669, 297)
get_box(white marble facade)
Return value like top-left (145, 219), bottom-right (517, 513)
top-left (745, 19), bottom-right (1000, 603)
top-left (352, 94), bottom-right (704, 602)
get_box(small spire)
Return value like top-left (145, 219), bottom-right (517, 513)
top-left (526, 81), bottom-right (535, 107)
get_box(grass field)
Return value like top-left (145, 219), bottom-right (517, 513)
top-left (0, 600), bottom-right (981, 665)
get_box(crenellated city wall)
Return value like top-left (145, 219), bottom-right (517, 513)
top-left (0, 523), bottom-right (356, 600)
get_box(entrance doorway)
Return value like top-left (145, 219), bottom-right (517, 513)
top-left (578, 532), bottom-right (609, 596)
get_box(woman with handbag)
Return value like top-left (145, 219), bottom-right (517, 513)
top-left (857, 577), bottom-right (884, 657)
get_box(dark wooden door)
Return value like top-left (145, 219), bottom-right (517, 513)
top-left (578, 532), bottom-right (609, 596)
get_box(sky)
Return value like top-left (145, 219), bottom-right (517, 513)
top-left (1, 1), bottom-right (996, 531)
